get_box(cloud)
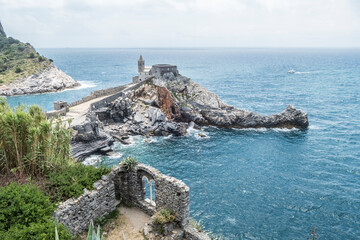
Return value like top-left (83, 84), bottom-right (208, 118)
top-left (0, 0), bottom-right (359, 47)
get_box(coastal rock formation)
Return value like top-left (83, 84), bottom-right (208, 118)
top-left (71, 113), bottom-right (114, 160)
top-left (69, 74), bottom-right (308, 160)
top-left (98, 76), bottom-right (308, 139)
top-left (0, 63), bottom-right (80, 96)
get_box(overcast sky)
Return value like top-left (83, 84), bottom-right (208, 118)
top-left (0, 0), bottom-right (360, 48)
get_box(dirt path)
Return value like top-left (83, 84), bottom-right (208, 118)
top-left (104, 206), bottom-right (151, 240)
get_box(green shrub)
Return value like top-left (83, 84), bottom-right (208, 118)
top-left (121, 155), bottom-right (138, 170)
top-left (0, 99), bottom-right (73, 177)
top-left (14, 66), bottom-right (21, 73)
top-left (17, 45), bottom-right (25, 51)
top-left (29, 52), bottom-right (35, 58)
top-left (0, 183), bottom-right (72, 240)
top-left (153, 208), bottom-right (176, 225)
top-left (48, 164), bottom-right (111, 201)
top-left (38, 56), bottom-right (44, 62)
top-left (0, 182), bottom-right (55, 231)
top-left (1, 220), bottom-right (72, 240)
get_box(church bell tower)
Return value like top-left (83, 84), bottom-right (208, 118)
top-left (138, 55), bottom-right (145, 73)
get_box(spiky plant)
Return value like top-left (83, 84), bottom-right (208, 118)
top-left (86, 220), bottom-right (103, 240)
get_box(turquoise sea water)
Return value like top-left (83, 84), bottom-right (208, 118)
top-left (6, 48), bottom-right (360, 239)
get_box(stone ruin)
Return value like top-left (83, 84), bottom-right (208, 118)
top-left (54, 163), bottom-right (210, 240)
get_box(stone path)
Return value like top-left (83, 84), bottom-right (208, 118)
top-left (62, 95), bottom-right (111, 126)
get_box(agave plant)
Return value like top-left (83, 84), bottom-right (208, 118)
top-left (55, 224), bottom-right (60, 240)
top-left (86, 220), bottom-right (103, 240)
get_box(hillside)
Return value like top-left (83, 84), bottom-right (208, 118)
top-left (0, 21), bottom-right (79, 96)
top-left (0, 21), bottom-right (53, 85)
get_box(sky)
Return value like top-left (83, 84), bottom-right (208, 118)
top-left (0, 0), bottom-right (360, 48)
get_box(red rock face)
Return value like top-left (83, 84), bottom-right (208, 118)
top-left (156, 86), bottom-right (181, 121)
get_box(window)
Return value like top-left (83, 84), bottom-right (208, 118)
top-left (142, 176), bottom-right (155, 205)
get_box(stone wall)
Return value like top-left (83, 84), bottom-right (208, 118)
top-left (113, 163), bottom-right (190, 227)
top-left (68, 85), bottom-right (128, 108)
top-left (53, 173), bottom-right (116, 235)
top-left (46, 107), bottom-right (67, 118)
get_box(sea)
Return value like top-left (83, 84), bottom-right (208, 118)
top-left (6, 48), bottom-right (360, 239)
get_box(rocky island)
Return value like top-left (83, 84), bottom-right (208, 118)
top-left (0, 20), bottom-right (79, 96)
top-left (62, 56), bottom-right (309, 160)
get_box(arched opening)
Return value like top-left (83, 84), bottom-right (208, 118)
top-left (142, 176), bottom-right (155, 205)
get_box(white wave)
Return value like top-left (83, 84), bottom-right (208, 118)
top-left (272, 127), bottom-right (301, 133)
top-left (106, 152), bottom-right (123, 159)
top-left (233, 127), bottom-right (269, 132)
top-left (164, 134), bottom-right (173, 139)
top-left (233, 127), bottom-right (301, 133)
top-left (83, 155), bottom-right (101, 166)
top-left (143, 137), bottom-right (157, 143)
top-left (61, 80), bottom-right (96, 92)
top-left (309, 125), bottom-right (321, 130)
top-left (295, 71), bottom-right (311, 74)
top-left (75, 80), bottom-right (97, 89)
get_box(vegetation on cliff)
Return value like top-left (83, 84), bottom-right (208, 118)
top-left (0, 100), bottom-right (111, 239)
top-left (0, 21), bottom-right (51, 85)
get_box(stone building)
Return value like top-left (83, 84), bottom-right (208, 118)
top-left (133, 56), bottom-right (178, 83)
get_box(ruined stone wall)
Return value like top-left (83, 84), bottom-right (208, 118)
top-left (113, 163), bottom-right (190, 227)
top-left (53, 174), bottom-right (117, 235)
top-left (53, 162), bottom-right (190, 236)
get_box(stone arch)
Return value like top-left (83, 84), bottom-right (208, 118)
top-left (138, 169), bottom-right (156, 206)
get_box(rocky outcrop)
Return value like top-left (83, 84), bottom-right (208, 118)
top-left (70, 74), bottom-right (308, 160)
top-left (71, 113), bottom-right (114, 160)
top-left (0, 63), bottom-right (80, 96)
top-left (99, 76), bottom-right (308, 140)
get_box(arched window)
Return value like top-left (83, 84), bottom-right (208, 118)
top-left (142, 176), bottom-right (155, 205)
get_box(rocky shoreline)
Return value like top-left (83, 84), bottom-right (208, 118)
top-left (69, 75), bottom-right (309, 160)
top-left (0, 63), bottom-right (80, 96)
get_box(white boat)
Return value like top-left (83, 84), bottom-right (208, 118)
top-left (288, 69), bottom-right (296, 74)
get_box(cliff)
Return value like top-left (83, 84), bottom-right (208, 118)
top-left (0, 20), bottom-right (79, 95)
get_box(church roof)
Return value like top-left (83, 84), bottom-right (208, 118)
top-left (152, 64), bottom-right (176, 68)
